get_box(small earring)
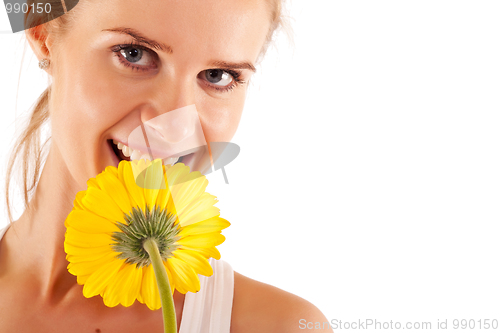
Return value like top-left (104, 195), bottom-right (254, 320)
top-left (38, 58), bottom-right (50, 70)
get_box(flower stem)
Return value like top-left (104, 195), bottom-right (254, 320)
top-left (143, 238), bottom-right (177, 333)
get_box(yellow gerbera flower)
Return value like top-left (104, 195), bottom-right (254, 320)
top-left (64, 159), bottom-right (230, 310)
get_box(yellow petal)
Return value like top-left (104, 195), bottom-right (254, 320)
top-left (65, 228), bottom-right (114, 248)
top-left (164, 194), bottom-right (179, 218)
top-left (173, 249), bottom-right (213, 277)
top-left (139, 264), bottom-right (161, 310)
top-left (178, 245), bottom-right (221, 260)
top-left (82, 258), bottom-right (124, 298)
top-left (96, 171), bottom-right (133, 216)
top-left (155, 187), bottom-right (172, 212)
top-left (82, 187), bottom-right (126, 224)
top-left (64, 242), bottom-right (111, 257)
top-left (121, 161), bottom-right (146, 212)
top-left (102, 264), bottom-right (141, 307)
top-left (177, 191), bottom-right (217, 215)
top-left (166, 257), bottom-right (200, 294)
top-left (144, 159), bottom-right (166, 208)
top-left (76, 273), bottom-right (91, 285)
top-left (165, 166), bottom-right (204, 207)
top-left (87, 177), bottom-right (100, 190)
top-left (169, 177), bottom-right (208, 218)
top-left (118, 161), bottom-right (138, 207)
top-left (179, 207), bottom-right (220, 227)
top-left (73, 191), bottom-right (86, 210)
top-left (163, 163), bottom-right (192, 185)
top-left (68, 251), bottom-right (118, 277)
top-left (130, 159), bottom-right (150, 183)
top-left (131, 265), bottom-right (144, 303)
top-left (103, 165), bottom-right (118, 177)
top-left (65, 210), bottom-right (121, 234)
top-left (66, 247), bottom-right (113, 264)
top-left (177, 192), bottom-right (220, 227)
top-left (177, 232), bottom-right (225, 248)
top-left (164, 261), bottom-right (175, 295)
top-left (178, 217), bottom-right (230, 237)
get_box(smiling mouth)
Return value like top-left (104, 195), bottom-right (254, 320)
top-left (108, 139), bottom-right (188, 166)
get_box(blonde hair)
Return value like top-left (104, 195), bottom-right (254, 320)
top-left (5, 0), bottom-right (81, 223)
top-left (5, 0), bottom-right (288, 223)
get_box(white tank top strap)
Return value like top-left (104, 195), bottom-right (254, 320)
top-left (179, 257), bottom-right (234, 333)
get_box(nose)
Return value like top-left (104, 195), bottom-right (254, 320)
top-left (141, 80), bottom-right (197, 144)
top-left (144, 106), bottom-right (196, 144)
top-left (127, 80), bottom-right (207, 160)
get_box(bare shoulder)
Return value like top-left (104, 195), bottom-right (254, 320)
top-left (230, 271), bottom-right (332, 333)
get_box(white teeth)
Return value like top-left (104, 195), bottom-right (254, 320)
top-left (122, 146), bottom-right (131, 157)
top-left (163, 156), bottom-right (179, 166)
top-left (130, 150), bottom-right (142, 160)
top-left (113, 141), bottom-right (181, 165)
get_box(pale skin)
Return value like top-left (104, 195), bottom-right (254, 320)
top-left (0, 0), bottom-right (332, 332)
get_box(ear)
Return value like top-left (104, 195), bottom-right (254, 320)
top-left (26, 25), bottom-right (54, 74)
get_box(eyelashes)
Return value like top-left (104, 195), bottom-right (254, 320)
top-left (111, 42), bottom-right (157, 72)
top-left (111, 42), bottom-right (246, 92)
top-left (200, 68), bottom-right (245, 93)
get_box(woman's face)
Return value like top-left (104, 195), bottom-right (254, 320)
top-left (43, 0), bottom-right (270, 187)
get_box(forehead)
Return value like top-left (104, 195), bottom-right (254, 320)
top-left (78, 0), bottom-right (271, 63)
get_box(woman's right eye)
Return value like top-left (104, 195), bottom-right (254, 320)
top-left (111, 44), bottom-right (158, 71)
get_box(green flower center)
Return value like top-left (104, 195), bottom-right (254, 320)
top-left (111, 205), bottom-right (181, 268)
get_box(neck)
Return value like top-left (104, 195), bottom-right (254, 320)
top-left (1, 145), bottom-right (187, 312)
top-left (4, 143), bottom-right (83, 300)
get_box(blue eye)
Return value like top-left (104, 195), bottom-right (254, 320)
top-left (198, 68), bottom-right (245, 93)
top-left (205, 69), bottom-right (234, 86)
top-left (112, 44), bottom-right (158, 71)
top-left (120, 46), bottom-right (143, 63)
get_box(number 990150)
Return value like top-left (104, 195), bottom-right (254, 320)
top-left (452, 319), bottom-right (498, 330)
top-left (5, 2), bottom-right (52, 14)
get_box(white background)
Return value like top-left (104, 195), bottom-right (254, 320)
top-left (1, 1), bottom-right (500, 331)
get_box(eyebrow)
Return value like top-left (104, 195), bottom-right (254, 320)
top-left (209, 60), bottom-right (256, 73)
top-left (101, 27), bottom-right (173, 54)
top-left (101, 27), bottom-right (256, 72)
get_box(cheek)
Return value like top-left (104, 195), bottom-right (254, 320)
top-left (57, 62), bottom-right (134, 130)
top-left (199, 93), bottom-right (246, 143)
top-left (51, 83), bottom-right (115, 157)
top-left (48, 58), bottom-right (137, 181)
